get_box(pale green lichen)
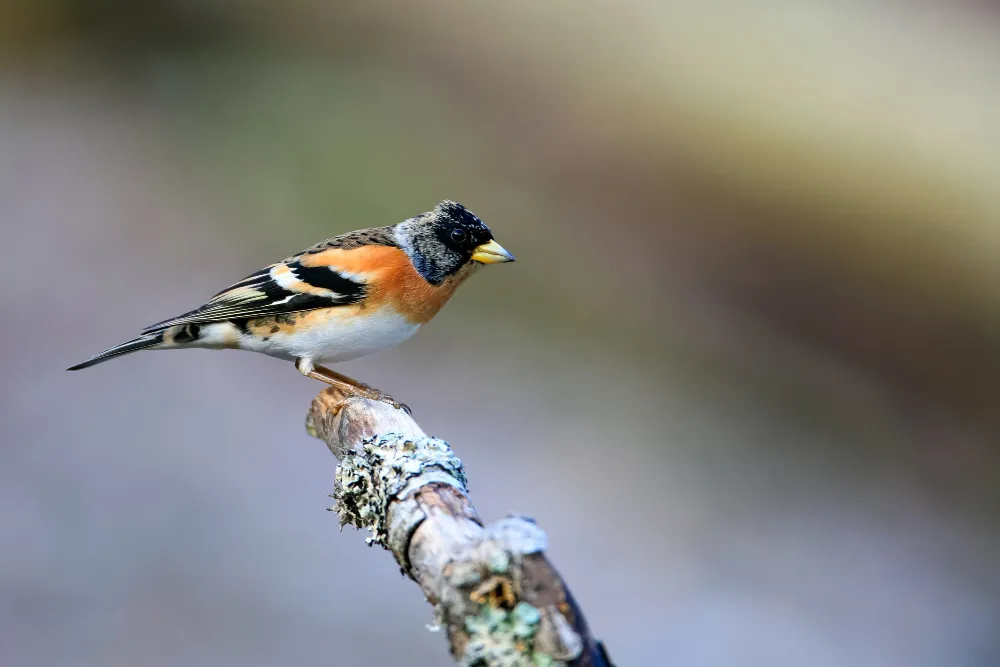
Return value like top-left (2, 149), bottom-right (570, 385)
top-left (511, 603), bottom-right (541, 638)
top-left (332, 433), bottom-right (466, 546)
top-left (488, 550), bottom-right (511, 574)
top-left (461, 602), bottom-right (566, 667)
top-left (331, 435), bottom-right (578, 665)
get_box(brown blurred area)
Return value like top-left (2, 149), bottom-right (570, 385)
top-left (2, 2), bottom-right (999, 666)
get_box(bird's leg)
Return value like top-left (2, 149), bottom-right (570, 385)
top-left (312, 365), bottom-right (412, 415)
top-left (295, 359), bottom-right (410, 413)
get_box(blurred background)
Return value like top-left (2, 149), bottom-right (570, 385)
top-left (2, 1), bottom-right (999, 665)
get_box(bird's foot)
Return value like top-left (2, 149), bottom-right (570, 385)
top-left (297, 359), bottom-right (410, 414)
top-left (352, 386), bottom-right (411, 415)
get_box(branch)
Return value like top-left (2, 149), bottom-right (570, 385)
top-left (306, 386), bottom-right (613, 667)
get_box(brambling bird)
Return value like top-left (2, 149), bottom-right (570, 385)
top-left (68, 200), bottom-right (515, 404)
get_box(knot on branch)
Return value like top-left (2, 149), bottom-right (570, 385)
top-left (333, 432), bottom-right (467, 546)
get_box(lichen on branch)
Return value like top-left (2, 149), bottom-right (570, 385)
top-left (333, 433), bottom-right (467, 545)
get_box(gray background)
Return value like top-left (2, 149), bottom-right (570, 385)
top-left (2, 2), bottom-right (999, 665)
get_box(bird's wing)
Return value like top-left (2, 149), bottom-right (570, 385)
top-left (141, 227), bottom-right (401, 332)
top-left (141, 260), bottom-right (366, 331)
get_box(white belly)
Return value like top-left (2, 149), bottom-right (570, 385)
top-left (235, 308), bottom-right (421, 364)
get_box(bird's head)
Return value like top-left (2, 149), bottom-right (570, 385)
top-left (395, 200), bottom-right (515, 285)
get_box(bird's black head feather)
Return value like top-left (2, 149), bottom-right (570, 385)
top-left (395, 200), bottom-right (495, 284)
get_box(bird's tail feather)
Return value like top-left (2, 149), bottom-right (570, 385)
top-left (67, 332), bottom-right (165, 371)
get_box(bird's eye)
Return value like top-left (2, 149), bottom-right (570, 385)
top-left (450, 228), bottom-right (467, 244)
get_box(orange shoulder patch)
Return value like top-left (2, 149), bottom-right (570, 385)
top-left (298, 246), bottom-right (407, 276)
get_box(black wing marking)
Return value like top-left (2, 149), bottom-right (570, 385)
top-left (142, 261), bottom-right (366, 332)
top-left (141, 225), bottom-right (399, 332)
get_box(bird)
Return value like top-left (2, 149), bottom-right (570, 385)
top-left (68, 200), bottom-right (515, 404)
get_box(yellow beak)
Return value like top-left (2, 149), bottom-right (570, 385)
top-left (471, 239), bottom-right (516, 264)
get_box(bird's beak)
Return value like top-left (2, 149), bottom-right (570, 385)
top-left (471, 239), bottom-right (516, 264)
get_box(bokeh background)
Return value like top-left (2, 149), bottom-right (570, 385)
top-left (2, 1), bottom-right (1000, 665)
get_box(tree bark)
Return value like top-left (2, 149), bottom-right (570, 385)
top-left (306, 386), bottom-right (613, 667)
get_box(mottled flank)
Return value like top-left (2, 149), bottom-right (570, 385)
top-left (238, 312), bottom-right (302, 335)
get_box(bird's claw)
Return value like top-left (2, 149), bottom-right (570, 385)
top-left (355, 387), bottom-right (411, 415)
